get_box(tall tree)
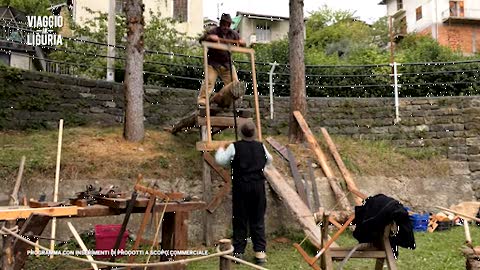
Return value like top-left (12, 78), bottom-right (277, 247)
top-left (123, 0), bottom-right (145, 142)
top-left (288, 0), bottom-right (307, 143)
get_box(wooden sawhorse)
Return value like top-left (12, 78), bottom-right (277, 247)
top-left (320, 214), bottom-right (397, 270)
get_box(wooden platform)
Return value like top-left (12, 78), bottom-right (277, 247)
top-left (0, 206), bottom-right (78, 221)
top-left (196, 140), bottom-right (234, 151)
top-left (196, 116), bottom-right (253, 128)
top-left (198, 107), bottom-right (253, 118)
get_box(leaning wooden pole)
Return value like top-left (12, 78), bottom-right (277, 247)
top-left (50, 119), bottom-right (63, 258)
top-left (293, 111), bottom-right (351, 212)
top-left (320, 128), bottom-right (366, 205)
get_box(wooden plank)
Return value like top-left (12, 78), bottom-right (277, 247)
top-left (203, 41), bottom-right (255, 55)
top-left (74, 202), bottom-right (206, 217)
top-left (67, 222), bottom-right (98, 270)
top-left (320, 128), bottom-right (366, 205)
top-left (51, 118), bottom-right (64, 258)
top-left (250, 51), bottom-right (262, 141)
top-left (286, 148), bottom-right (309, 208)
top-left (266, 137), bottom-right (289, 161)
top-left (293, 111), bottom-right (351, 212)
top-left (264, 166), bottom-right (331, 249)
top-left (197, 116), bottom-right (252, 128)
top-left (293, 111), bottom-right (334, 178)
top-left (199, 107), bottom-right (252, 118)
top-left (303, 176), bottom-right (312, 212)
top-left (308, 160), bottom-right (321, 212)
top-left (202, 126), bottom-right (213, 246)
top-left (13, 214), bottom-right (51, 270)
top-left (204, 152), bottom-right (231, 182)
top-left (129, 196), bottom-right (156, 264)
top-left (196, 140), bottom-right (233, 151)
top-left (204, 153), bottom-right (231, 213)
top-left (168, 110), bottom-right (197, 134)
top-left (0, 206), bottom-right (78, 221)
top-left (329, 250), bottom-right (387, 259)
top-left (28, 200), bottom-right (65, 208)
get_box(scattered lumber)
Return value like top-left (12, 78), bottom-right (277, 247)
top-left (0, 206), bottom-right (78, 221)
top-left (320, 128), bottom-right (366, 205)
top-left (266, 137), bottom-right (289, 161)
top-left (286, 148), bottom-right (309, 208)
top-left (293, 111), bottom-right (352, 212)
top-left (264, 166), bottom-right (332, 249)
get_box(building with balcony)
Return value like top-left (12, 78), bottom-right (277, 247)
top-left (379, 0), bottom-right (480, 54)
top-left (233, 12), bottom-right (292, 46)
top-left (73, 0), bottom-right (203, 38)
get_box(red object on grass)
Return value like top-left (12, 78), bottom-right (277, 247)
top-left (95, 224), bottom-right (129, 258)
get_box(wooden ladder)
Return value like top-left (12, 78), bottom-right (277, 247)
top-left (196, 41), bottom-right (262, 152)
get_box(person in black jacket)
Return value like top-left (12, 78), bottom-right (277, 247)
top-left (215, 121), bottom-right (273, 265)
top-left (197, 13), bottom-right (246, 108)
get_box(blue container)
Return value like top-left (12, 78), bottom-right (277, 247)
top-left (410, 213), bottom-right (429, 232)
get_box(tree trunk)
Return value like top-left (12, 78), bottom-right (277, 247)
top-left (123, 0), bottom-right (145, 142)
top-left (288, 0), bottom-right (307, 144)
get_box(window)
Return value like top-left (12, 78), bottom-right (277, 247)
top-left (255, 23), bottom-right (271, 42)
top-left (115, 0), bottom-right (124, 15)
top-left (397, 0), bottom-right (403, 10)
top-left (416, 6), bottom-right (422, 21)
top-left (173, 0), bottom-right (188, 22)
top-left (450, 1), bottom-right (465, 17)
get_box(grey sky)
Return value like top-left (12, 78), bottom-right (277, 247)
top-left (203, 0), bottom-right (387, 24)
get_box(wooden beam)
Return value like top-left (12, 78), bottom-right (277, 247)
top-left (321, 128), bottom-right (366, 205)
top-left (67, 222), bottom-right (98, 270)
top-left (0, 206), bottom-right (78, 221)
top-left (168, 110), bottom-right (198, 134)
top-left (293, 111), bottom-right (351, 212)
top-left (201, 127), bottom-right (213, 247)
top-left (286, 148), bottom-right (309, 208)
top-left (203, 41), bottom-right (255, 55)
top-left (266, 137), bottom-right (289, 161)
top-left (264, 166), bottom-right (330, 249)
top-left (203, 153), bottom-right (232, 213)
top-left (197, 116), bottom-right (252, 128)
top-left (12, 214), bottom-right (51, 270)
top-left (196, 140), bottom-right (233, 151)
top-left (307, 160), bottom-right (321, 212)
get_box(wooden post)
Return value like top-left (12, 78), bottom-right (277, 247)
top-left (293, 111), bottom-right (351, 212)
top-left (202, 127), bottom-right (213, 246)
top-left (67, 222), bottom-right (98, 270)
top-left (321, 128), bottom-right (365, 205)
top-left (250, 52), bottom-right (262, 141)
top-left (219, 239), bottom-right (232, 270)
top-left (50, 119), bottom-right (63, 258)
top-left (128, 195), bottom-right (156, 266)
top-left (203, 45), bottom-right (212, 143)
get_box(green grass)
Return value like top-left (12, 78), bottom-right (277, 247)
top-left (27, 226), bottom-right (473, 269)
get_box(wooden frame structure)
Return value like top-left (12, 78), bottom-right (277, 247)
top-left (197, 41), bottom-right (262, 151)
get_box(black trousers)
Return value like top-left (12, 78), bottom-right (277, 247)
top-left (232, 179), bottom-right (267, 254)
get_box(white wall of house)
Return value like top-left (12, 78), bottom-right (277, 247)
top-left (386, 0), bottom-right (480, 33)
top-left (238, 17), bottom-right (289, 46)
top-left (73, 0), bottom-right (203, 37)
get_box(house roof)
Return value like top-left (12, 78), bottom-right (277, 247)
top-left (232, 16), bottom-right (241, 30)
top-left (236, 11), bottom-right (290, 22)
top-left (0, 6), bottom-right (27, 22)
top-left (378, 0), bottom-right (387, 4)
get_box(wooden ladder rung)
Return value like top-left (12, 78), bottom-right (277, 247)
top-left (196, 140), bottom-right (233, 151)
top-left (197, 116), bottom-right (253, 127)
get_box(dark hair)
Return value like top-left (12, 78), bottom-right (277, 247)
top-left (240, 121), bottom-right (256, 139)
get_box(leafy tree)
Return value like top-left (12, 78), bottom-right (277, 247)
top-left (0, 0), bottom-right (64, 16)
